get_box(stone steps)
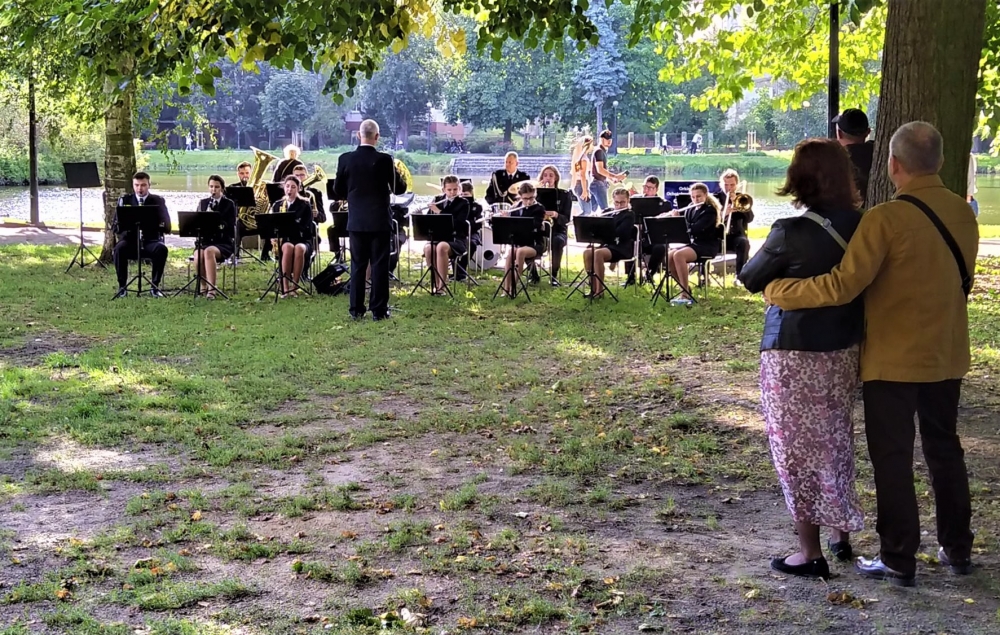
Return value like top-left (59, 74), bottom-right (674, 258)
top-left (450, 154), bottom-right (571, 177)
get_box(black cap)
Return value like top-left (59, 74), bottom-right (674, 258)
top-left (832, 108), bottom-right (870, 136)
top-left (599, 129), bottom-right (613, 140)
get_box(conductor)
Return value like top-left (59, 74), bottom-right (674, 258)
top-left (334, 119), bottom-right (407, 321)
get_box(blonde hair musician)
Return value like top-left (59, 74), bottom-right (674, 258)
top-left (570, 136), bottom-right (595, 215)
top-left (666, 182), bottom-right (722, 305)
top-left (717, 168), bottom-right (754, 276)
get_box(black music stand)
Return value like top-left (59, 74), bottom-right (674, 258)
top-left (255, 212), bottom-right (301, 303)
top-left (535, 188), bottom-right (558, 211)
top-left (409, 213), bottom-right (454, 297)
top-left (645, 216), bottom-right (691, 306)
top-left (115, 206), bottom-right (165, 297)
top-left (173, 211), bottom-right (229, 300)
top-left (327, 211), bottom-right (350, 266)
top-left (566, 215), bottom-right (619, 303)
top-left (225, 185), bottom-right (262, 266)
top-left (63, 162), bottom-right (105, 272)
top-left (490, 216), bottom-right (536, 302)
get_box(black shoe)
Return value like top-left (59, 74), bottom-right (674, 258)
top-left (372, 313), bottom-right (391, 322)
top-left (550, 278), bottom-right (561, 287)
top-left (349, 312), bottom-right (365, 321)
top-left (529, 274), bottom-right (541, 284)
top-left (828, 540), bottom-right (853, 562)
top-left (261, 255), bottom-right (273, 263)
top-left (937, 547), bottom-right (973, 575)
top-left (770, 555), bottom-right (830, 579)
top-left (620, 275), bottom-right (636, 289)
top-left (150, 288), bottom-right (165, 299)
top-left (854, 556), bottom-right (915, 587)
top-left (112, 287), bottom-right (128, 300)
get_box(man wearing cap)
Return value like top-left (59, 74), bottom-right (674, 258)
top-left (591, 130), bottom-right (627, 212)
top-left (833, 108), bottom-right (875, 208)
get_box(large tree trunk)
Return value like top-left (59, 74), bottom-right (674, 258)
top-left (503, 120), bottom-right (513, 144)
top-left (100, 88), bottom-right (137, 263)
top-left (869, 0), bottom-right (987, 206)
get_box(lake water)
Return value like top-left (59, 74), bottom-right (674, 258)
top-left (2, 170), bottom-right (998, 227)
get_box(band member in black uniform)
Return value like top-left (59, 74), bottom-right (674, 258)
top-left (714, 168), bottom-right (754, 276)
top-left (195, 175), bottom-right (237, 299)
top-left (271, 145), bottom-right (304, 182)
top-left (454, 181), bottom-right (483, 282)
top-left (423, 175), bottom-right (470, 295)
top-left (270, 175), bottom-right (315, 297)
top-left (235, 161), bottom-right (251, 187)
top-left (534, 165), bottom-right (572, 286)
top-left (112, 171), bottom-right (171, 299)
top-left (625, 176), bottom-right (670, 285)
top-left (583, 187), bottom-right (635, 299)
top-left (501, 182), bottom-right (546, 297)
top-left (485, 152), bottom-right (530, 207)
top-left (334, 119), bottom-right (407, 320)
top-left (326, 182), bottom-right (348, 263)
top-left (292, 164), bottom-right (326, 223)
top-left (666, 182), bottom-right (722, 305)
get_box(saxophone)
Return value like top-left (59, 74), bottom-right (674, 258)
top-left (237, 146), bottom-right (279, 231)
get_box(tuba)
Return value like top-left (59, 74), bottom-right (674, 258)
top-left (237, 146), bottom-right (279, 231)
top-left (301, 164), bottom-right (326, 190)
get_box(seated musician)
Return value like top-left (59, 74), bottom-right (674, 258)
top-left (502, 182), bottom-right (547, 296)
top-left (715, 168), bottom-right (754, 276)
top-left (623, 175), bottom-right (665, 286)
top-left (112, 171), bottom-right (171, 299)
top-left (271, 144), bottom-right (303, 182)
top-left (455, 181), bottom-right (483, 282)
top-left (485, 152), bottom-right (530, 207)
top-left (292, 165), bottom-right (326, 223)
top-left (195, 175), bottom-right (237, 299)
top-left (534, 165), bottom-right (572, 286)
top-left (423, 175), bottom-right (470, 295)
top-left (270, 175), bottom-right (316, 298)
top-left (235, 161), bottom-right (251, 187)
top-left (665, 182), bottom-right (723, 305)
top-left (583, 187), bottom-right (635, 299)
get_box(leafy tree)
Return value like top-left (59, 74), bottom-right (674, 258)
top-left (258, 70), bottom-right (318, 147)
top-left (574, 3), bottom-right (627, 132)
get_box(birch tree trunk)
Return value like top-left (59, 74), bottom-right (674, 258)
top-left (100, 86), bottom-right (137, 263)
top-left (869, 0), bottom-right (987, 206)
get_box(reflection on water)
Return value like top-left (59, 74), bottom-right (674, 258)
top-left (2, 170), bottom-right (998, 227)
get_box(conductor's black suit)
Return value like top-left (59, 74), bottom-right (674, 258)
top-left (333, 144), bottom-right (407, 319)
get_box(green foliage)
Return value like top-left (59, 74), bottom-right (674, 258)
top-left (258, 70), bottom-right (318, 135)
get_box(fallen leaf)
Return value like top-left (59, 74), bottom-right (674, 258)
top-left (457, 616), bottom-right (478, 629)
top-left (190, 510), bottom-right (203, 522)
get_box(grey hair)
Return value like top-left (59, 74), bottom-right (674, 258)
top-left (359, 119), bottom-right (380, 141)
top-left (889, 121), bottom-right (943, 175)
top-left (505, 151), bottom-right (519, 160)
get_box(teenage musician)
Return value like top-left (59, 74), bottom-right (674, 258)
top-left (582, 187), bottom-right (635, 299)
top-left (292, 164), bottom-right (326, 223)
top-left (195, 175), bottom-right (237, 299)
top-left (715, 168), bottom-right (754, 276)
top-left (485, 152), bottom-right (530, 207)
top-left (455, 181), bottom-right (483, 282)
top-left (501, 182), bottom-right (546, 296)
top-left (623, 175), bottom-right (667, 286)
top-left (112, 171), bottom-right (171, 299)
top-left (272, 144), bottom-right (304, 182)
top-left (666, 182), bottom-right (722, 305)
top-left (270, 175), bottom-right (315, 297)
top-left (422, 175), bottom-right (470, 295)
top-left (535, 165), bottom-right (572, 285)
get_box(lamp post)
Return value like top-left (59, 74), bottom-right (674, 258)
top-left (828, 1), bottom-right (840, 139)
top-left (611, 100), bottom-right (619, 155)
top-left (234, 99), bottom-right (242, 150)
top-left (802, 101), bottom-right (811, 139)
top-left (427, 102), bottom-right (434, 153)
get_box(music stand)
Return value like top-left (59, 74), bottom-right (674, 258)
top-left (255, 212), bottom-right (301, 303)
top-left (326, 179), bottom-right (338, 202)
top-left (265, 183), bottom-right (284, 205)
top-left (225, 185), bottom-right (262, 267)
top-left (535, 188), bottom-right (559, 212)
top-left (115, 206), bottom-right (165, 296)
top-left (409, 213), bottom-right (454, 297)
top-left (490, 215), bottom-right (536, 301)
top-left (566, 215), bottom-right (620, 303)
top-left (328, 211), bottom-right (350, 266)
top-left (63, 162), bottom-right (105, 272)
top-left (173, 211), bottom-right (229, 300)
top-left (645, 216), bottom-right (691, 306)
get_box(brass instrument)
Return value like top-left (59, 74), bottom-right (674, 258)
top-left (238, 146), bottom-right (279, 231)
top-left (725, 192), bottom-right (754, 233)
top-left (393, 158), bottom-right (413, 192)
top-left (301, 164), bottom-right (326, 190)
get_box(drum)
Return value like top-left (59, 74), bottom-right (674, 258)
top-left (477, 225), bottom-right (502, 270)
top-left (488, 202), bottom-right (512, 220)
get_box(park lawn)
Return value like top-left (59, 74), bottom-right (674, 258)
top-left (1, 247), bottom-right (1000, 634)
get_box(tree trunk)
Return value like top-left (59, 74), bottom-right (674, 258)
top-left (100, 88), bottom-right (137, 263)
top-left (869, 0), bottom-right (987, 206)
top-left (503, 120), bottom-right (513, 143)
top-left (596, 103), bottom-right (604, 135)
top-left (28, 67), bottom-right (39, 226)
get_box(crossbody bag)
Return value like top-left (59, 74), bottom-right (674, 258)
top-left (896, 194), bottom-right (972, 298)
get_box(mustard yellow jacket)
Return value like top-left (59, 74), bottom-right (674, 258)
top-left (765, 175), bottom-right (979, 383)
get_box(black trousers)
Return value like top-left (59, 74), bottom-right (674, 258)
top-left (862, 379), bottom-right (974, 574)
top-left (327, 227), bottom-right (345, 259)
top-left (727, 234), bottom-right (751, 275)
top-left (113, 240), bottom-right (168, 288)
top-left (349, 231), bottom-right (391, 318)
top-left (550, 232), bottom-right (567, 278)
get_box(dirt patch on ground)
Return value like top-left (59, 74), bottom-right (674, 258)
top-left (0, 330), bottom-right (96, 368)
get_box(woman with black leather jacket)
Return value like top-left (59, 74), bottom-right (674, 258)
top-left (739, 138), bottom-right (865, 581)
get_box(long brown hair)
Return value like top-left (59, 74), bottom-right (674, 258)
top-left (777, 138), bottom-right (861, 212)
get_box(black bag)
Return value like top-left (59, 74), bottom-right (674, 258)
top-left (313, 262), bottom-right (350, 295)
top-left (896, 195), bottom-right (972, 297)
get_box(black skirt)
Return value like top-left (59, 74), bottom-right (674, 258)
top-left (603, 244), bottom-right (632, 262)
top-left (205, 243), bottom-right (234, 261)
top-left (685, 242), bottom-right (720, 259)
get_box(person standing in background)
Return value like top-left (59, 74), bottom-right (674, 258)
top-left (967, 153), bottom-right (979, 217)
top-left (832, 108), bottom-right (874, 208)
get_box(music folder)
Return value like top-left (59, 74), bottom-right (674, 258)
top-left (115, 205), bottom-right (165, 240)
top-left (225, 186), bottom-right (256, 208)
top-left (631, 196), bottom-right (668, 219)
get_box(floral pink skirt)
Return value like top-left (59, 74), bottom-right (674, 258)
top-left (760, 347), bottom-right (864, 532)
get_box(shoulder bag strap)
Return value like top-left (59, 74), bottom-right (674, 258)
top-left (800, 211), bottom-right (849, 250)
top-left (896, 194), bottom-right (972, 298)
